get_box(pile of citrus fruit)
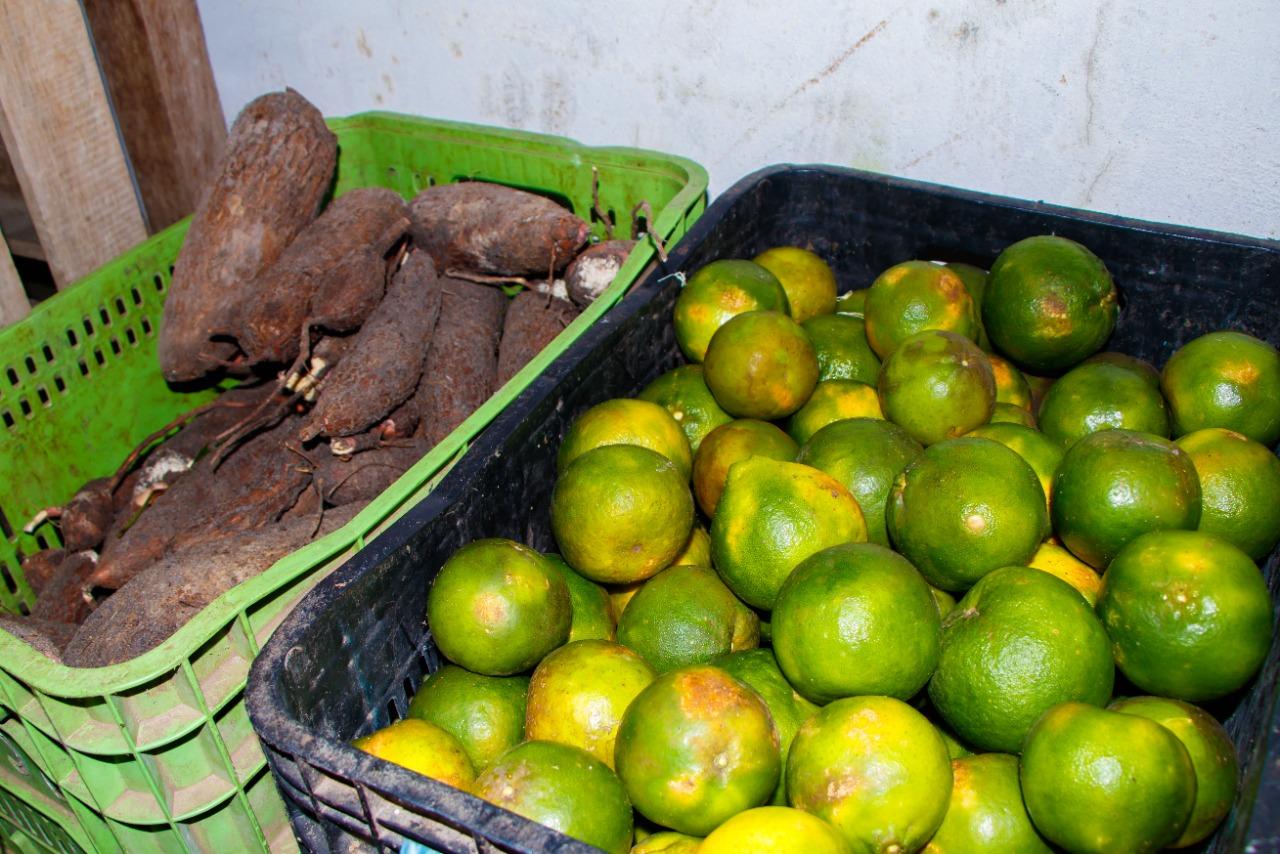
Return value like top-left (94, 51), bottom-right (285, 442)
top-left (354, 239), bottom-right (1280, 853)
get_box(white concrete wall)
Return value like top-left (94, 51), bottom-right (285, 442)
top-left (198, 0), bottom-right (1279, 240)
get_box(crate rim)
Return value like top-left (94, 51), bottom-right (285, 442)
top-left (0, 111), bottom-right (708, 698)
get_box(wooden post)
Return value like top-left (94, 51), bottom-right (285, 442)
top-left (0, 224), bottom-right (28, 326)
top-left (83, 0), bottom-right (226, 232)
top-left (0, 0), bottom-right (148, 288)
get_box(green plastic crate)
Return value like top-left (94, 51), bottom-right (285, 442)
top-left (0, 111), bottom-right (707, 852)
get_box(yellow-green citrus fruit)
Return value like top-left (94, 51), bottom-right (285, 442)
top-left (669, 524), bottom-right (712, 568)
top-left (835, 288), bottom-right (868, 317)
top-left (786, 379), bottom-right (883, 444)
top-left (1026, 541), bottom-right (1102, 606)
top-left (928, 567), bottom-right (1114, 753)
top-left (700, 806), bottom-right (851, 854)
top-left (1020, 702), bottom-right (1196, 854)
top-left (1085, 350), bottom-right (1163, 387)
top-left (987, 352), bottom-right (1033, 409)
top-left (551, 444), bottom-right (694, 584)
top-left (1037, 360), bottom-right (1171, 447)
top-left (887, 437), bottom-right (1048, 591)
top-left (525, 639), bottom-right (655, 768)
top-left (988, 401), bottom-right (1037, 427)
top-left (557, 397), bottom-right (694, 479)
top-left (878, 329), bottom-right (996, 445)
top-left (637, 364), bottom-right (734, 453)
top-left (929, 584), bottom-right (957, 618)
top-left (773, 543), bottom-right (940, 704)
top-left (802, 313), bottom-right (881, 384)
top-left (352, 718), bottom-right (475, 789)
top-left (673, 259), bottom-right (789, 363)
top-left (864, 260), bottom-right (980, 358)
top-left (474, 740), bottom-right (634, 854)
top-left (710, 456), bottom-right (867, 609)
top-left (786, 695), bottom-right (952, 853)
top-left (616, 565), bottom-right (759, 674)
top-left (614, 665), bottom-right (780, 836)
top-left (630, 831), bottom-right (702, 853)
top-left (947, 262), bottom-right (992, 350)
top-left (1097, 529), bottom-right (1272, 701)
top-left (692, 419), bottom-right (800, 518)
top-left (1051, 429), bottom-right (1201, 569)
top-left (796, 417), bottom-right (924, 547)
top-left (754, 246), bottom-right (839, 323)
top-left (1109, 695), bottom-right (1239, 847)
top-left (965, 423), bottom-right (1063, 516)
top-left (703, 311), bottom-right (820, 419)
top-left (426, 539), bottom-right (571, 675)
top-left (710, 648), bottom-right (820, 804)
top-left (544, 553), bottom-right (616, 642)
top-left (982, 235), bottom-right (1118, 372)
top-left (1176, 426), bottom-right (1280, 560)
top-left (407, 666), bottom-right (528, 771)
top-left (923, 753), bottom-right (1052, 853)
top-left (1161, 330), bottom-right (1280, 445)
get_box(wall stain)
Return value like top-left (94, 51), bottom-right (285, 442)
top-left (356, 28), bottom-right (373, 58)
top-left (381, 73), bottom-right (395, 94)
top-left (787, 18), bottom-right (891, 101)
top-left (898, 131), bottom-right (964, 171)
top-left (450, 42), bottom-right (463, 59)
top-left (1083, 3), bottom-right (1110, 145)
top-left (1083, 150), bottom-right (1118, 204)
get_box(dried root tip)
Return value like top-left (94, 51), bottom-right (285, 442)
top-left (24, 508), bottom-right (62, 534)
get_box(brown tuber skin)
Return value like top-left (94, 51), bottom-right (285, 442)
top-left (416, 276), bottom-right (507, 445)
top-left (496, 290), bottom-right (580, 386)
top-left (30, 551), bottom-right (98, 624)
top-left (62, 506), bottom-right (358, 668)
top-left (159, 89), bottom-right (337, 382)
top-left (410, 182), bottom-right (590, 277)
top-left (59, 479), bottom-right (115, 552)
top-left (235, 187), bottom-right (410, 368)
top-left (0, 616), bottom-right (76, 662)
top-left (299, 250), bottom-right (443, 442)
top-left (565, 240), bottom-right (635, 307)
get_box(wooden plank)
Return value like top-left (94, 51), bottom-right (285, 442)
top-left (0, 0), bottom-right (148, 288)
top-left (0, 223), bottom-right (30, 326)
top-left (83, 0), bottom-right (226, 232)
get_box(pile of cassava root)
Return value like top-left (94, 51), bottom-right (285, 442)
top-left (8, 89), bottom-right (637, 667)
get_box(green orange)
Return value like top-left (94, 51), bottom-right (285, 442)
top-left (630, 831), bottom-right (702, 853)
top-left (700, 806), bottom-right (851, 854)
top-left (710, 456), bottom-right (867, 609)
top-left (928, 567), bottom-right (1114, 753)
top-left (673, 259), bottom-right (789, 363)
top-left (637, 364), bottom-right (734, 453)
top-left (1110, 695), bottom-right (1239, 847)
top-left (796, 417), bottom-right (923, 547)
top-left (1085, 350), bottom-right (1162, 387)
top-left (1020, 702), bottom-right (1196, 853)
top-left (982, 234), bottom-right (1118, 372)
top-left (888, 438), bottom-right (1048, 591)
top-left (946, 262), bottom-right (992, 350)
top-left (1161, 330), bottom-right (1280, 445)
top-left (878, 329), bottom-right (996, 445)
top-left (965, 423), bottom-right (1063, 515)
top-left (669, 524), bottom-right (712, 567)
top-left (801, 313), bottom-right (881, 384)
top-left (616, 565), bottom-right (759, 674)
top-left (754, 246), bottom-right (838, 323)
top-left (614, 665), bottom-right (780, 836)
top-left (923, 754), bottom-right (1052, 853)
top-left (544, 553), bottom-right (616, 642)
top-left (1177, 426), bottom-right (1280, 560)
top-left (1037, 359), bottom-right (1171, 447)
top-left (1098, 529), bottom-right (1272, 701)
top-left (786, 695), bottom-right (952, 853)
top-left (1051, 429), bottom-right (1201, 569)
top-left (352, 718), bottom-right (475, 789)
top-left (1026, 541), bottom-right (1102, 605)
top-left (551, 444), bottom-right (694, 584)
top-left (834, 288), bottom-right (868, 316)
top-left (525, 639), bottom-right (655, 767)
top-left (988, 401), bottom-right (1036, 427)
top-left (864, 260), bottom-right (980, 358)
top-left (772, 543), bottom-right (940, 703)
top-left (710, 648), bottom-right (819, 804)
top-left (786, 379), bottom-right (883, 444)
top-left (557, 397), bottom-right (693, 479)
top-left (407, 666), bottom-right (528, 770)
top-left (987, 352), bottom-right (1032, 409)
top-left (692, 419), bottom-right (799, 517)
top-left (473, 740), bottom-right (633, 854)
top-left (703, 311), bottom-right (820, 419)
top-left (426, 538), bottom-right (571, 675)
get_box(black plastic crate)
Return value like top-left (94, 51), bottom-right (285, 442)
top-left (245, 164), bottom-right (1280, 853)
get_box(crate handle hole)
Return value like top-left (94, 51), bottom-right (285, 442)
top-left (65, 328), bottom-right (78, 348)
top-left (109, 338), bottom-right (121, 356)
top-left (93, 349), bottom-right (105, 367)
top-left (140, 317), bottom-right (153, 336)
top-left (36, 386), bottom-right (49, 407)
top-left (153, 274), bottom-right (165, 293)
top-left (77, 359), bottom-right (90, 377)
top-left (23, 356), bottom-right (35, 375)
top-left (53, 375), bottom-right (65, 394)
top-left (82, 317), bottom-right (94, 337)
top-left (131, 287), bottom-right (143, 306)
top-left (0, 411), bottom-right (12, 429)
top-left (125, 328), bottom-right (137, 347)
top-left (41, 345), bottom-right (54, 364)
top-left (4, 368), bottom-right (17, 387)
top-left (98, 307), bottom-right (111, 327)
